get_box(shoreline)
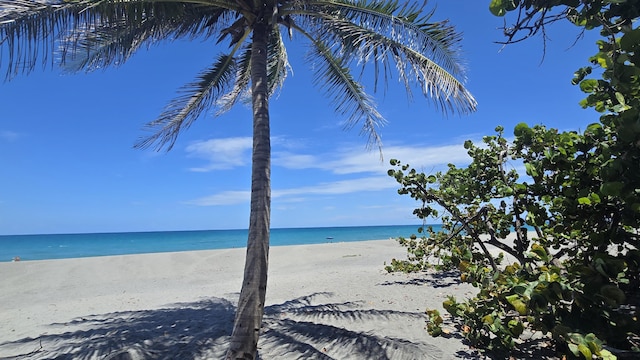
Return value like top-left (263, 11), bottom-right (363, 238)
top-left (0, 224), bottom-right (428, 262)
top-left (0, 239), bottom-right (481, 359)
top-left (3, 237), bottom-right (393, 263)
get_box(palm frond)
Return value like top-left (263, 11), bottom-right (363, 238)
top-left (0, 1), bottom-right (61, 23)
top-left (303, 0), bottom-right (464, 76)
top-left (216, 44), bottom-right (252, 115)
top-left (1, 0), bottom-right (81, 79)
top-left (266, 25), bottom-right (290, 97)
top-left (61, 4), bottom-right (233, 73)
top-left (283, 0), bottom-right (475, 115)
top-left (0, 0), bottom-right (241, 78)
top-left (315, 16), bottom-right (476, 114)
top-left (300, 26), bottom-right (385, 152)
top-left (216, 26), bottom-right (290, 114)
top-left (135, 48), bottom-right (245, 151)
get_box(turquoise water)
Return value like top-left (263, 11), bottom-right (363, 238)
top-left (0, 225), bottom-right (432, 262)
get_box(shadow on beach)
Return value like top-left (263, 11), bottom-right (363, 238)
top-left (378, 270), bottom-right (464, 288)
top-left (0, 292), bottom-right (482, 360)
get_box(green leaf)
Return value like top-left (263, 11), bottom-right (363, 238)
top-left (578, 197), bottom-right (591, 205)
top-left (489, 0), bottom-right (507, 16)
top-left (600, 349), bottom-right (617, 360)
top-left (568, 343), bottom-right (580, 357)
top-left (569, 332), bottom-right (585, 344)
top-left (579, 98), bottom-right (590, 109)
top-left (600, 182), bottom-right (624, 196)
top-left (585, 122), bottom-right (602, 136)
top-left (579, 79), bottom-right (598, 93)
top-left (513, 122), bottom-right (530, 136)
top-left (620, 28), bottom-right (640, 51)
top-left (505, 294), bottom-right (528, 315)
top-left (572, 66), bottom-right (592, 85)
top-left (530, 243), bottom-right (549, 262)
top-left (578, 343), bottom-right (592, 359)
top-left (508, 319), bottom-right (524, 337)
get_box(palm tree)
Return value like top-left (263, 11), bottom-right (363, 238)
top-left (0, 0), bottom-right (476, 358)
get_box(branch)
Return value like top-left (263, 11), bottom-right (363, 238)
top-left (484, 217), bottom-right (526, 264)
top-left (495, 142), bottom-right (529, 256)
top-left (410, 180), bottom-right (499, 272)
top-left (498, 6), bottom-right (567, 45)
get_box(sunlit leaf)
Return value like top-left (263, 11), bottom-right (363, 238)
top-left (578, 197), bottom-right (591, 205)
top-left (579, 79), bottom-right (598, 93)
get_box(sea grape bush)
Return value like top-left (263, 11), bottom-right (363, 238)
top-left (387, 124), bottom-right (638, 358)
top-left (387, 1), bottom-right (640, 358)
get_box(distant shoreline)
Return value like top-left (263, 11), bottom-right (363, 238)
top-left (0, 223), bottom-right (430, 237)
top-left (0, 224), bottom-right (430, 262)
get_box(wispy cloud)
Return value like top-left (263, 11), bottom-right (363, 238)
top-left (273, 143), bottom-right (472, 174)
top-left (184, 136), bottom-right (478, 206)
top-left (186, 176), bottom-right (396, 206)
top-left (184, 190), bottom-right (251, 206)
top-left (273, 176), bottom-right (395, 197)
top-left (184, 133), bottom-right (474, 175)
top-left (185, 137), bottom-right (252, 171)
top-left (0, 130), bottom-right (20, 142)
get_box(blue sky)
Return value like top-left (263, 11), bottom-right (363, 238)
top-left (1, 1), bottom-right (600, 235)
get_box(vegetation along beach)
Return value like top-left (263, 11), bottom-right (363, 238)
top-left (1, 0), bottom-right (639, 359)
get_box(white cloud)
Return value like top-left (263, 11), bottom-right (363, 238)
top-left (183, 136), bottom-right (477, 207)
top-left (185, 137), bottom-right (252, 171)
top-left (186, 176), bottom-right (396, 206)
top-left (273, 176), bottom-right (395, 197)
top-left (273, 142), bottom-right (472, 175)
top-left (185, 190), bottom-right (250, 206)
top-left (185, 134), bottom-right (474, 175)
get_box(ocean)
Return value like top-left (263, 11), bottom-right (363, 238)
top-left (0, 224), bottom-right (432, 262)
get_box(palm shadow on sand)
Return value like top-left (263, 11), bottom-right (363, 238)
top-left (0, 292), bottom-right (480, 360)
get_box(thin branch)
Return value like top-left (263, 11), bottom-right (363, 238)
top-left (409, 180), bottom-right (499, 272)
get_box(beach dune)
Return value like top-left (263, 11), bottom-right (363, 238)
top-left (0, 239), bottom-right (479, 359)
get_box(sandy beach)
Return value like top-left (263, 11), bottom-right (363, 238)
top-left (0, 239), bottom-right (482, 359)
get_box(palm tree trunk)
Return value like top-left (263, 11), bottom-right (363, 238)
top-left (225, 17), bottom-right (271, 360)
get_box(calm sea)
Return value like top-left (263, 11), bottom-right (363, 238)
top-left (0, 225), bottom-right (433, 262)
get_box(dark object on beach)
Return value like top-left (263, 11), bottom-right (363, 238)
top-left (12, 256), bottom-right (21, 262)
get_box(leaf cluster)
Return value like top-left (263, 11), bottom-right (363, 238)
top-left (386, 2), bottom-right (640, 358)
top-left (387, 121), bottom-right (639, 358)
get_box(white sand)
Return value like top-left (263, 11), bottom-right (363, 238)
top-left (0, 239), bottom-right (482, 359)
